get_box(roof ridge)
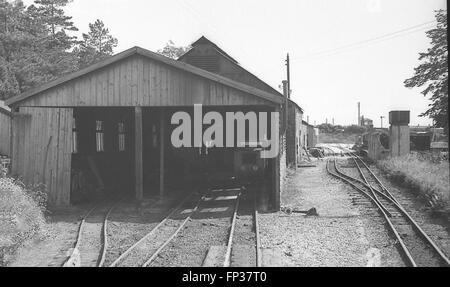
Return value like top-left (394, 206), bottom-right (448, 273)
top-left (5, 46), bottom-right (283, 106)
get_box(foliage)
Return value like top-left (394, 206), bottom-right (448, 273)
top-left (157, 40), bottom-right (190, 59)
top-left (33, 0), bottom-right (78, 49)
top-left (316, 123), bottom-right (337, 133)
top-left (317, 123), bottom-right (366, 134)
top-left (0, 0), bottom-right (118, 100)
top-left (405, 10), bottom-right (448, 134)
top-left (378, 153), bottom-right (449, 211)
top-left (318, 132), bottom-right (360, 144)
top-left (344, 125), bottom-right (367, 134)
top-left (0, 177), bottom-right (48, 266)
top-left (76, 19), bottom-right (118, 68)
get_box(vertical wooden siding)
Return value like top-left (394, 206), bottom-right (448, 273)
top-left (0, 110), bottom-right (11, 156)
top-left (19, 55), bottom-right (271, 108)
top-left (12, 107), bottom-right (73, 206)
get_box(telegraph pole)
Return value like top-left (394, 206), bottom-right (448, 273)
top-left (285, 53), bottom-right (291, 99)
top-left (283, 53), bottom-right (291, 134)
top-left (282, 80), bottom-right (289, 132)
top-left (357, 102), bottom-right (361, 126)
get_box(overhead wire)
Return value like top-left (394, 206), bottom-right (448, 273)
top-left (290, 20), bottom-right (437, 62)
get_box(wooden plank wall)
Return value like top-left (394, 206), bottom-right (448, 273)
top-left (0, 110), bottom-right (11, 156)
top-left (19, 55), bottom-right (272, 108)
top-left (12, 107), bottom-right (73, 206)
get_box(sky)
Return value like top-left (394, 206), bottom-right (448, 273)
top-left (22, 0), bottom-right (448, 126)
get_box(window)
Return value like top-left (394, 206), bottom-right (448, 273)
top-left (118, 122), bottom-right (125, 151)
top-left (96, 120), bottom-right (104, 152)
top-left (72, 118), bottom-right (78, 154)
top-left (152, 124), bottom-right (158, 148)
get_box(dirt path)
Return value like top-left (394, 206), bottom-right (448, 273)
top-left (258, 158), bottom-right (404, 267)
top-left (9, 206), bottom-right (89, 267)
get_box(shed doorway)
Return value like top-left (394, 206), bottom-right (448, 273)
top-left (70, 107), bottom-right (134, 204)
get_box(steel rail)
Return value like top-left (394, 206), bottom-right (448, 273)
top-left (343, 155), bottom-right (450, 267)
top-left (350, 152), bottom-right (398, 203)
top-left (142, 195), bottom-right (206, 267)
top-left (109, 192), bottom-right (196, 267)
top-left (333, 159), bottom-right (413, 215)
top-left (333, 160), bottom-right (388, 199)
top-left (326, 159), bottom-right (417, 267)
top-left (254, 194), bottom-right (262, 267)
top-left (223, 192), bottom-right (242, 267)
top-left (98, 198), bottom-right (124, 267)
top-left (63, 199), bottom-right (118, 267)
top-left (351, 156), bottom-right (393, 217)
top-left (62, 202), bottom-right (100, 267)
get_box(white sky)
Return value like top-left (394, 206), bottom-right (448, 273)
top-left (23, 0), bottom-right (447, 126)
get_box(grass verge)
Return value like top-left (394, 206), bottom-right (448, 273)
top-left (318, 132), bottom-right (360, 144)
top-left (377, 154), bottom-right (449, 212)
top-left (0, 177), bottom-right (48, 266)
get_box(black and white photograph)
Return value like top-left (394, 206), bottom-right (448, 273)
top-left (0, 0), bottom-right (449, 274)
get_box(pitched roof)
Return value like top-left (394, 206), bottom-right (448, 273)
top-left (0, 106), bottom-right (11, 117)
top-left (302, 120), bottom-right (314, 127)
top-left (6, 46), bottom-right (283, 106)
top-left (179, 36), bottom-right (239, 64)
top-left (179, 36), bottom-right (286, 98)
top-left (289, 99), bottom-right (303, 113)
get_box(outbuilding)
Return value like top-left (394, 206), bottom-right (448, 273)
top-left (0, 105), bottom-right (11, 157)
top-left (5, 38), bottom-right (299, 209)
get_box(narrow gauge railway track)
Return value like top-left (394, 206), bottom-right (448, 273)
top-left (225, 189), bottom-right (261, 267)
top-left (146, 187), bottom-right (243, 267)
top-left (101, 195), bottom-right (183, 266)
top-left (109, 190), bottom-right (202, 267)
top-left (327, 157), bottom-right (450, 267)
top-left (63, 198), bottom-right (121, 267)
top-left (349, 153), bottom-right (398, 204)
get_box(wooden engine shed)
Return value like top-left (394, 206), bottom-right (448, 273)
top-left (5, 41), bottom-right (288, 208)
top-left (0, 106), bottom-right (11, 157)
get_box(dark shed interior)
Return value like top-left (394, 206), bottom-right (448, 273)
top-left (70, 105), bottom-right (274, 204)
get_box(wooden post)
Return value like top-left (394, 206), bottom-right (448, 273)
top-left (159, 109), bottom-right (165, 197)
top-left (135, 106), bottom-right (143, 201)
top-left (273, 106), bottom-right (281, 211)
top-left (274, 150), bottom-right (280, 211)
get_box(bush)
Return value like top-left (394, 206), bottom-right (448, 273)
top-left (378, 154), bottom-right (450, 211)
top-left (0, 178), bottom-right (48, 266)
top-left (344, 125), bottom-right (367, 134)
top-left (317, 123), bottom-right (368, 134)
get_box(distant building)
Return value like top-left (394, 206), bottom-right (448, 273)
top-left (360, 115), bottom-right (373, 128)
top-left (302, 120), bottom-right (318, 149)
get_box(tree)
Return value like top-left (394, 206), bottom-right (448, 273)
top-left (405, 10), bottom-right (448, 133)
top-left (0, 57), bottom-right (19, 99)
top-left (77, 19), bottom-right (118, 67)
top-left (157, 40), bottom-right (190, 59)
top-left (0, 0), bottom-right (44, 100)
top-left (33, 0), bottom-right (78, 49)
top-left (0, 0), bottom-right (98, 100)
